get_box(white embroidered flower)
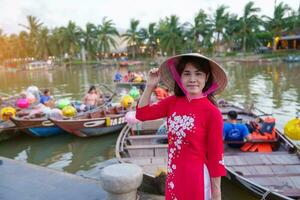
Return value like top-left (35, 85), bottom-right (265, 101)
top-left (169, 181), bottom-right (174, 189)
top-left (172, 164), bottom-right (176, 170)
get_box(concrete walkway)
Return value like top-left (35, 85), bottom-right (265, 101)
top-left (0, 156), bottom-right (107, 200)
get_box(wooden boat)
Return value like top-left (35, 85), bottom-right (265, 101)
top-left (115, 81), bottom-right (146, 88)
top-left (10, 116), bottom-right (66, 137)
top-left (50, 107), bottom-right (127, 137)
top-left (116, 103), bottom-right (300, 200)
top-left (9, 107), bottom-right (100, 137)
top-left (0, 120), bottom-right (18, 139)
top-left (23, 61), bottom-right (53, 70)
top-left (282, 55), bottom-right (300, 63)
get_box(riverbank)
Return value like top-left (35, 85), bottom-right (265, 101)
top-left (59, 50), bottom-right (300, 66)
top-left (0, 156), bottom-right (164, 200)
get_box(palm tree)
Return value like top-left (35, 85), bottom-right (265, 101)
top-left (224, 14), bottom-right (242, 51)
top-left (186, 9), bottom-right (212, 51)
top-left (158, 15), bottom-right (183, 56)
top-left (97, 17), bottom-right (119, 59)
top-left (0, 30), bottom-right (8, 61)
top-left (139, 23), bottom-right (159, 57)
top-left (287, 6), bottom-right (300, 31)
top-left (37, 27), bottom-right (51, 60)
top-left (123, 19), bottom-right (141, 59)
top-left (264, 2), bottom-right (291, 37)
top-left (212, 5), bottom-right (229, 53)
top-left (19, 15), bottom-right (43, 57)
top-left (61, 21), bottom-right (81, 60)
top-left (49, 27), bottom-right (65, 58)
top-left (79, 23), bottom-right (98, 60)
top-left (240, 1), bottom-right (261, 52)
top-left (17, 31), bottom-right (30, 58)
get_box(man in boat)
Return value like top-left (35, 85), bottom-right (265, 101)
top-left (223, 110), bottom-right (251, 148)
top-left (114, 70), bottom-right (122, 82)
top-left (40, 89), bottom-right (55, 108)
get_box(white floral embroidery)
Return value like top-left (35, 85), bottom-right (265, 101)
top-left (166, 112), bottom-right (195, 199)
top-left (169, 181), bottom-right (175, 189)
top-left (219, 154), bottom-right (225, 166)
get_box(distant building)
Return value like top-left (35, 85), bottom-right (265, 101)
top-left (274, 27), bottom-right (300, 50)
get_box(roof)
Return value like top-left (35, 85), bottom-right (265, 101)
top-left (279, 35), bottom-right (300, 40)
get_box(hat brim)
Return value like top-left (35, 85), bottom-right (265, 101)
top-left (159, 53), bottom-right (227, 95)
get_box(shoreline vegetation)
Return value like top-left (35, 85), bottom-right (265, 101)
top-left (0, 1), bottom-right (299, 65)
top-left (52, 50), bottom-right (300, 66)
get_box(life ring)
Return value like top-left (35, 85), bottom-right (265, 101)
top-left (42, 120), bottom-right (54, 127)
top-left (83, 120), bottom-right (105, 128)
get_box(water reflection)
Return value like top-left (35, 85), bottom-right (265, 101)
top-left (0, 132), bottom-right (118, 173)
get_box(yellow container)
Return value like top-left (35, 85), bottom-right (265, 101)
top-left (284, 118), bottom-right (300, 140)
top-left (106, 117), bottom-right (111, 126)
top-left (1, 107), bottom-right (16, 121)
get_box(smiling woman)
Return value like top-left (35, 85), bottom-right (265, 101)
top-left (136, 53), bottom-right (228, 200)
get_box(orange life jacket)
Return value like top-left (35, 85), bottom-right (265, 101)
top-left (154, 87), bottom-right (168, 101)
top-left (241, 117), bottom-right (277, 152)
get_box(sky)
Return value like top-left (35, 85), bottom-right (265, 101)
top-left (0, 0), bottom-right (299, 34)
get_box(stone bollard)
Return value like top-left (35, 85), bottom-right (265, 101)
top-left (100, 163), bottom-right (143, 200)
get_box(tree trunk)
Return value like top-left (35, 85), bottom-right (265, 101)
top-left (243, 35), bottom-right (246, 53)
top-left (132, 47), bottom-right (136, 59)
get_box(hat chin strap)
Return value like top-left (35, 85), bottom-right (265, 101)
top-left (167, 59), bottom-right (218, 101)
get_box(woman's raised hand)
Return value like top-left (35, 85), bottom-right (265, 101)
top-left (146, 68), bottom-right (160, 88)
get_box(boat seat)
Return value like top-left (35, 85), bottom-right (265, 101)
top-left (224, 139), bottom-right (279, 144)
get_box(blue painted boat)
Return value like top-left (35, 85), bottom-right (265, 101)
top-left (10, 117), bottom-right (66, 137)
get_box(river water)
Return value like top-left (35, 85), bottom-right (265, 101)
top-left (0, 60), bottom-right (299, 199)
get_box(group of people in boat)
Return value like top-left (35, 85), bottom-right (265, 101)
top-left (114, 70), bottom-right (145, 83)
top-left (223, 110), bottom-right (277, 152)
top-left (39, 86), bottom-right (104, 111)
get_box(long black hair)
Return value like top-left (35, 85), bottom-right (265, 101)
top-left (173, 56), bottom-right (217, 105)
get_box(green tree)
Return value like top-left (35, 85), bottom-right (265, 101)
top-left (264, 2), bottom-right (291, 36)
top-left (240, 1), bottom-right (261, 52)
top-left (61, 21), bottom-right (81, 60)
top-left (158, 15), bottom-right (183, 56)
top-left (97, 17), bottom-right (119, 59)
top-left (123, 19), bottom-right (141, 59)
top-left (139, 23), bottom-right (159, 57)
top-left (185, 9), bottom-right (212, 52)
top-left (79, 23), bottom-right (98, 60)
top-left (212, 5), bottom-right (229, 53)
top-left (37, 27), bottom-right (51, 59)
top-left (19, 15), bottom-right (43, 57)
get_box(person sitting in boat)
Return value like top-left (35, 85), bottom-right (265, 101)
top-left (123, 70), bottom-right (135, 82)
top-left (154, 85), bottom-right (170, 101)
top-left (223, 110), bottom-right (251, 148)
top-left (154, 121), bottom-right (168, 144)
top-left (114, 70), bottom-right (122, 82)
top-left (83, 85), bottom-right (99, 110)
top-left (40, 89), bottom-right (55, 108)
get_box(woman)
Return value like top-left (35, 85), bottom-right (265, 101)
top-left (136, 53), bottom-right (227, 200)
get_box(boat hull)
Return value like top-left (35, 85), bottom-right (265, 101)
top-left (51, 114), bottom-right (126, 137)
top-left (10, 117), bottom-right (65, 137)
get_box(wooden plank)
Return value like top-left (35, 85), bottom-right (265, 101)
top-left (128, 135), bottom-right (167, 140)
top-left (125, 144), bottom-right (168, 150)
top-left (127, 149), bottom-right (155, 157)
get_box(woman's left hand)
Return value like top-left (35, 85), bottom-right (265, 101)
top-left (211, 177), bottom-right (221, 200)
